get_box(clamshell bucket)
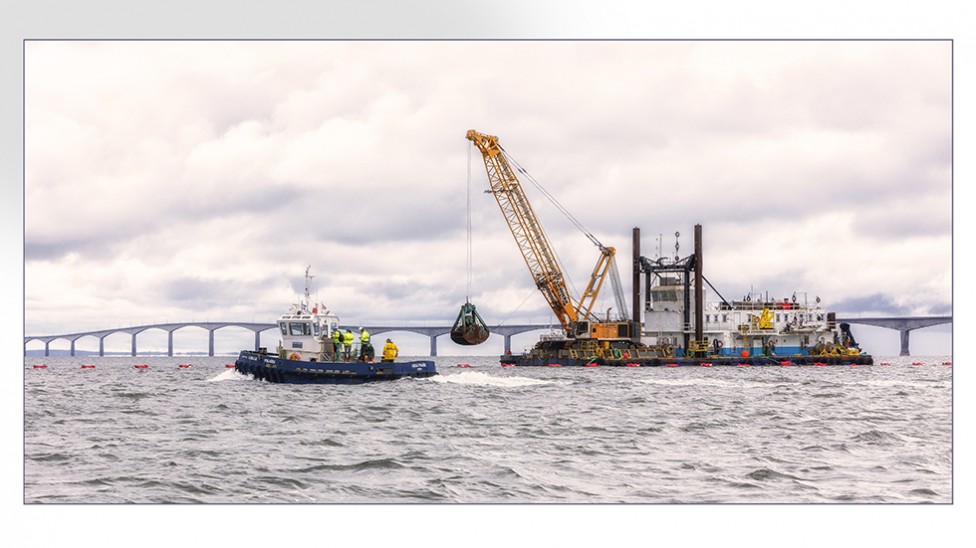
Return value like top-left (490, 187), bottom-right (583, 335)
top-left (451, 302), bottom-right (490, 345)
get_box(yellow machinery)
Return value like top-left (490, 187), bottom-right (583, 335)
top-left (466, 129), bottom-right (633, 343)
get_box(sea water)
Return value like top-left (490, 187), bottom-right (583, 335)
top-left (24, 355), bottom-right (951, 503)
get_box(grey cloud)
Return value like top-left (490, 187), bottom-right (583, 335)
top-left (832, 293), bottom-right (914, 316)
top-left (24, 41), bottom-right (952, 347)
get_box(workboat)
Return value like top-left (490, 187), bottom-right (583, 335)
top-left (234, 267), bottom-right (436, 383)
top-left (499, 226), bottom-right (873, 367)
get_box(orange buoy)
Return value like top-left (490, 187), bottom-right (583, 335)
top-left (134, 364), bottom-right (148, 369)
top-left (741, 350), bottom-right (750, 358)
top-left (626, 362), bottom-right (641, 367)
top-left (226, 364), bottom-right (235, 368)
top-left (814, 362), bottom-right (827, 367)
top-left (501, 363), bottom-right (514, 367)
top-left (779, 360), bottom-right (792, 366)
top-left (33, 364), bottom-right (47, 369)
top-left (81, 364), bottom-right (95, 369)
top-left (912, 362), bottom-right (924, 366)
top-left (456, 363), bottom-right (470, 368)
top-left (178, 364), bottom-right (192, 369)
top-left (700, 362), bottom-right (712, 367)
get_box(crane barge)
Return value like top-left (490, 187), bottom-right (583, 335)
top-left (466, 129), bottom-right (872, 367)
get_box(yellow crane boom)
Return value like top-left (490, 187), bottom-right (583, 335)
top-left (466, 129), bottom-right (624, 336)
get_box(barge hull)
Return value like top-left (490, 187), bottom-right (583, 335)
top-left (235, 350), bottom-right (437, 384)
top-left (500, 354), bottom-right (874, 367)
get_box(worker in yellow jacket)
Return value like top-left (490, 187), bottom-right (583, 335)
top-left (382, 338), bottom-right (398, 363)
top-left (332, 328), bottom-right (342, 356)
top-left (342, 329), bottom-right (355, 360)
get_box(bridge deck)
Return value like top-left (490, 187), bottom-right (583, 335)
top-left (25, 317), bottom-right (951, 357)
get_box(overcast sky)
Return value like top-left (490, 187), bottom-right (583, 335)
top-left (23, 39), bottom-right (952, 354)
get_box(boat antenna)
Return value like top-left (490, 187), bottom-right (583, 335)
top-left (303, 265), bottom-right (314, 311)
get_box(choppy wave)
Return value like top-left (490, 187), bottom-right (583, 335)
top-left (24, 355), bottom-right (951, 503)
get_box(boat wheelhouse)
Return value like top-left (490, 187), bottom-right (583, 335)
top-left (234, 267), bottom-right (436, 383)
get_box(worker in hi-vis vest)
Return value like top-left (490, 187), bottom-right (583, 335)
top-left (343, 329), bottom-right (354, 359)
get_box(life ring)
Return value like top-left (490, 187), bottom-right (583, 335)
top-left (289, 353), bottom-right (300, 361)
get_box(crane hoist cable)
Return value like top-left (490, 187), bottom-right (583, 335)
top-left (450, 141), bottom-right (490, 346)
top-left (498, 145), bottom-right (629, 322)
top-left (466, 140), bottom-right (473, 300)
top-left (502, 146), bottom-right (602, 249)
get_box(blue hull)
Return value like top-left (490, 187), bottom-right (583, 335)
top-left (234, 350), bottom-right (437, 384)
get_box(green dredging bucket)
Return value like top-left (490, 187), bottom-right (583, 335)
top-left (451, 302), bottom-right (490, 345)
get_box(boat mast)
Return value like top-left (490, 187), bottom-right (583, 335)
top-left (303, 265), bottom-right (313, 312)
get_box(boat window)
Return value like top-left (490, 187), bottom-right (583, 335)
top-left (289, 322), bottom-right (311, 336)
top-left (279, 323), bottom-right (287, 336)
top-left (312, 322), bottom-right (320, 336)
top-left (652, 289), bottom-right (680, 302)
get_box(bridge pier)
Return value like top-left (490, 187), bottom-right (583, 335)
top-left (168, 331), bottom-right (174, 357)
top-left (504, 334), bottom-right (512, 355)
top-left (430, 335), bottom-right (437, 357)
top-left (209, 330), bottom-right (215, 357)
top-left (99, 337), bottom-right (105, 357)
top-left (254, 331), bottom-right (261, 351)
top-left (44, 341), bottom-right (50, 357)
top-left (131, 333), bottom-right (137, 357)
top-left (901, 329), bottom-right (911, 356)
top-left (70, 339), bottom-right (76, 357)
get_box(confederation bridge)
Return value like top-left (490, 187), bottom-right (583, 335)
top-left (24, 316), bottom-right (951, 357)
